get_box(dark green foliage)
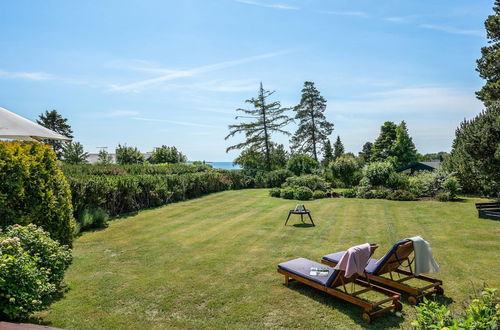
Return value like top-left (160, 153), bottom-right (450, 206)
top-left (386, 172), bottom-right (410, 190)
top-left (280, 187), bottom-right (295, 199)
top-left (62, 163), bottom-right (212, 176)
top-left (359, 142), bottom-right (373, 163)
top-left (226, 83), bottom-right (292, 171)
top-left (148, 145), bottom-right (187, 164)
top-left (115, 144), bottom-right (144, 165)
top-left (37, 109), bottom-right (73, 159)
top-left (0, 224), bottom-right (72, 320)
top-left (333, 136), bottom-right (344, 160)
top-left (330, 154), bottom-right (361, 187)
top-left (312, 190), bottom-right (326, 199)
top-left (293, 186), bottom-right (313, 200)
top-left (97, 149), bottom-right (113, 164)
top-left (390, 121), bottom-right (418, 168)
top-left (340, 188), bottom-right (357, 198)
top-left (322, 139), bottom-right (334, 166)
top-left (0, 141), bottom-right (75, 246)
top-left (418, 152), bottom-right (449, 162)
top-left (255, 169), bottom-right (293, 188)
top-left (445, 104), bottom-right (500, 197)
top-left (61, 142), bottom-right (88, 165)
top-left (476, 1), bottom-right (500, 106)
top-left (442, 177), bottom-right (461, 199)
top-left (234, 143), bottom-right (288, 174)
top-left (371, 121), bottom-right (398, 162)
top-left (269, 188), bottom-right (281, 197)
top-left (290, 81), bottom-right (334, 161)
top-left (286, 154), bottom-right (319, 176)
top-left (282, 175), bottom-right (329, 191)
top-left (77, 207), bottom-right (108, 231)
top-left (387, 190), bottom-right (416, 201)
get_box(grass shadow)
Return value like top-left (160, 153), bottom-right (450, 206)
top-left (291, 223), bottom-right (315, 228)
top-left (20, 285), bottom-right (72, 327)
top-left (286, 281), bottom-right (405, 328)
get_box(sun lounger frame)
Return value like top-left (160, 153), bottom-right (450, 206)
top-left (321, 240), bottom-right (443, 305)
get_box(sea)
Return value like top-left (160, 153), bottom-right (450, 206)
top-left (206, 162), bottom-right (241, 170)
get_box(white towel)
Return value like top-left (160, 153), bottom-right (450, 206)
top-left (407, 236), bottom-right (439, 276)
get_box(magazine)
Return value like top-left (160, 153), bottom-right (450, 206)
top-left (310, 267), bottom-right (329, 276)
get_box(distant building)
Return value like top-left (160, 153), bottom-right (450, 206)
top-left (396, 161), bottom-right (441, 175)
top-left (86, 152), bottom-right (152, 164)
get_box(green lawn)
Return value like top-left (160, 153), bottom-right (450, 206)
top-left (36, 189), bottom-right (499, 329)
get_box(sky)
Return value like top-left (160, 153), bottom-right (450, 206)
top-left (0, 0), bottom-right (493, 161)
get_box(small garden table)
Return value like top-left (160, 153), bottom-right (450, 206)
top-left (285, 206), bottom-right (315, 226)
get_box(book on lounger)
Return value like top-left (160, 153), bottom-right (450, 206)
top-left (310, 267), bottom-right (329, 276)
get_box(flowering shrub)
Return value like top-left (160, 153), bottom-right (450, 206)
top-left (0, 224), bottom-right (72, 320)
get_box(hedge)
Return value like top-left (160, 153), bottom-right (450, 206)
top-left (0, 142), bottom-right (75, 246)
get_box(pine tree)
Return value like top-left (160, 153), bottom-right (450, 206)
top-left (290, 81), bottom-right (334, 161)
top-left (390, 121), bottom-right (418, 168)
top-left (322, 140), bottom-right (334, 165)
top-left (333, 136), bottom-right (344, 160)
top-left (371, 121), bottom-right (397, 161)
top-left (37, 109), bottom-right (73, 159)
top-left (97, 149), bottom-right (113, 164)
top-left (476, 1), bottom-right (500, 106)
top-left (226, 82), bottom-right (292, 171)
top-left (61, 142), bottom-right (88, 165)
top-left (359, 142), bottom-right (373, 163)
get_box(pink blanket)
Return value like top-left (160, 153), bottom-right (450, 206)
top-left (334, 243), bottom-right (372, 278)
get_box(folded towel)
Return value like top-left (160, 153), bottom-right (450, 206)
top-left (407, 236), bottom-right (439, 276)
top-left (334, 243), bottom-right (371, 278)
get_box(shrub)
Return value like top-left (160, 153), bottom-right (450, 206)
top-left (294, 186), bottom-right (313, 200)
top-left (256, 169), bottom-right (293, 188)
top-left (408, 170), bottom-right (455, 198)
top-left (361, 161), bottom-right (395, 187)
top-left (386, 172), bottom-right (409, 190)
top-left (356, 188), bottom-right (375, 199)
top-left (0, 224), bottom-right (72, 320)
top-left (327, 191), bottom-right (341, 198)
top-left (77, 207), bottom-right (108, 231)
top-left (269, 188), bottom-right (281, 198)
top-left (286, 154), bottom-right (319, 176)
top-left (442, 176), bottom-right (461, 199)
top-left (330, 154), bottom-right (361, 187)
top-left (148, 145), bottom-right (187, 164)
top-left (341, 188), bottom-right (357, 198)
top-left (280, 187), bottom-right (295, 199)
top-left (313, 190), bottom-right (326, 199)
top-left (372, 189), bottom-right (390, 199)
top-left (0, 141), bottom-right (75, 246)
top-left (282, 175), bottom-right (329, 191)
top-left (436, 192), bottom-right (452, 202)
top-left (411, 288), bottom-right (499, 329)
top-left (115, 144), bottom-right (144, 164)
top-left (387, 190), bottom-right (416, 201)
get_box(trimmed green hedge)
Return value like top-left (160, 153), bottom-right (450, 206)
top-left (0, 141), bottom-right (75, 246)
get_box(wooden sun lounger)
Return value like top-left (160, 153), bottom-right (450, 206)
top-left (321, 240), bottom-right (443, 305)
top-left (277, 245), bottom-right (402, 323)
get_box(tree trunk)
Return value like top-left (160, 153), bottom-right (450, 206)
top-left (310, 106), bottom-right (317, 161)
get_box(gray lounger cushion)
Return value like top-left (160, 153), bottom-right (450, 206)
top-left (278, 257), bottom-right (339, 287)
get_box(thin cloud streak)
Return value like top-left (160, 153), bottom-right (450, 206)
top-left (88, 110), bottom-right (140, 118)
top-left (234, 0), bottom-right (299, 10)
top-left (419, 24), bottom-right (483, 37)
top-left (109, 52), bottom-right (284, 92)
top-left (132, 117), bottom-right (217, 128)
top-left (0, 70), bottom-right (53, 81)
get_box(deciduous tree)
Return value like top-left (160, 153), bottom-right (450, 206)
top-left (61, 142), bottom-right (88, 165)
top-left (37, 110), bottom-right (73, 159)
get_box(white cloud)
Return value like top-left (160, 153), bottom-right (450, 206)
top-left (0, 70), bottom-right (53, 81)
top-left (131, 117), bottom-right (217, 128)
top-left (234, 0), bottom-right (298, 10)
top-left (109, 52), bottom-right (284, 92)
top-left (419, 24), bottom-right (483, 37)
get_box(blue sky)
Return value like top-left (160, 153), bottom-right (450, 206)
top-left (0, 0), bottom-right (492, 161)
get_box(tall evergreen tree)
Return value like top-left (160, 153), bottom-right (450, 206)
top-left (390, 121), bottom-right (418, 168)
top-left (37, 109), bottom-right (73, 159)
top-left (226, 83), bottom-right (292, 171)
top-left (333, 136), bottom-right (345, 160)
top-left (371, 121), bottom-right (397, 161)
top-left (476, 1), bottom-right (500, 106)
top-left (359, 142), bottom-right (373, 163)
top-left (322, 140), bottom-right (334, 165)
top-left (290, 81), bottom-right (334, 161)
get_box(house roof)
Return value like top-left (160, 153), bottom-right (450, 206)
top-left (396, 161), bottom-right (442, 172)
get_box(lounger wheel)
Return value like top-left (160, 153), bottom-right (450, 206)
top-left (408, 295), bottom-right (419, 305)
top-left (361, 312), bottom-right (372, 323)
top-left (436, 286), bottom-right (444, 295)
top-left (394, 301), bottom-right (403, 311)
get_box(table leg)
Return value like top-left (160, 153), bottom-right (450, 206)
top-left (308, 212), bottom-right (315, 226)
